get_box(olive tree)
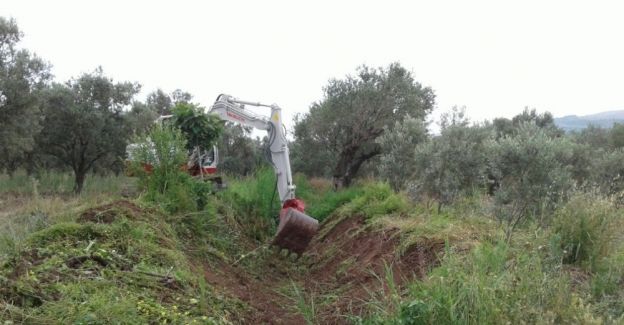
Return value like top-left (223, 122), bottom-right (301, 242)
top-left (0, 17), bottom-right (51, 173)
top-left (377, 115), bottom-right (427, 191)
top-left (410, 108), bottom-right (491, 210)
top-left (37, 69), bottom-right (139, 193)
top-left (488, 123), bottom-right (574, 240)
top-left (293, 63), bottom-right (435, 188)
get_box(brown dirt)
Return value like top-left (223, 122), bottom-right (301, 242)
top-left (201, 214), bottom-right (445, 324)
top-left (77, 200), bottom-right (145, 224)
top-left (202, 261), bottom-right (306, 325)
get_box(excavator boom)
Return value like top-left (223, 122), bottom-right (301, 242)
top-left (209, 94), bottom-right (318, 254)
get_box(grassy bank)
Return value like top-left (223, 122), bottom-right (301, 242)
top-left (1, 169), bottom-right (622, 324)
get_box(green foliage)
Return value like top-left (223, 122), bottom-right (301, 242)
top-left (591, 148), bottom-right (624, 199)
top-left (609, 123), bottom-right (624, 149)
top-left (551, 194), bottom-right (620, 271)
top-left (131, 125), bottom-right (210, 213)
top-left (125, 100), bottom-right (158, 137)
top-left (37, 68), bottom-right (139, 193)
top-left (0, 201), bottom-right (239, 324)
top-left (411, 108), bottom-right (491, 209)
top-left (376, 241), bottom-right (592, 324)
top-left (172, 102), bottom-right (223, 151)
top-left (293, 63), bottom-right (435, 187)
top-left (216, 123), bottom-right (266, 176)
top-left (0, 170), bottom-right (129, 196)
top-left (377, 115), bottom-right (428, 191)
top-left (0, 17), bottom-right (52, 173)
top-left (294, 175), bottom-right (364, 222)
top-left (339, 182), bottom-right (409, 219)
top-left (216, 167), bottom-right (281, 240)
top-left (488, 123), bottom-right (574, 239)
top-left (493, 107), bottom-right (562, 139)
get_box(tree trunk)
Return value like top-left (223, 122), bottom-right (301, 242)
top-left (74, 170), bottom-right (86, 194)
top-left (333, 147), bottom-right (381, 190)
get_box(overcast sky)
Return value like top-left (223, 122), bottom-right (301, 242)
top-left (2, 0), bottom-right (623, 130)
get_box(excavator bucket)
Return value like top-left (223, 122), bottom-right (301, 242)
top-left (272, 208), bottom-right (319, 255)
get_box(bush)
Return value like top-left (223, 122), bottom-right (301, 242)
top-left (131, 125), bottom-right (210, 213)
top-left (377, 116), bottom-right (427, 191)
top-left (591, 148), bottom-right (624, 201)
top-left (410, 109), bottom-right (491, 210)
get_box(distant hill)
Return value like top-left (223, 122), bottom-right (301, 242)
top-left (555, 110), bottom-right (624, 132)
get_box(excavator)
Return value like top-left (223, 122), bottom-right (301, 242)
top-left (126, 94), bottom-right (318, 253)
top-left (208, 94), bottom-right (318, 254)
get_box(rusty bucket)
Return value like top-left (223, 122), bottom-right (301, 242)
top-left (272, 208), bottom-right (319, 255)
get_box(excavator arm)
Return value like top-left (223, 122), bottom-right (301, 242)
top-left (209, 94), bottom-right (317, 254)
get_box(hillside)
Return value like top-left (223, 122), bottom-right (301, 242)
top-left (555, 110), bottom-right (624, 131)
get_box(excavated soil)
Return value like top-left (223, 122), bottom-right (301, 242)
top-left (202, 214), bottom-right (445, 324)
top-left (78, 200), bottom-right (146, 223)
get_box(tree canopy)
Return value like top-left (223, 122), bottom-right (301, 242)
top-left (37, 68), bottom-right (139, 192)
top-left (0, 17), bottom-right (51, 173)
top-left (292, 63), bottom-right (435, 188)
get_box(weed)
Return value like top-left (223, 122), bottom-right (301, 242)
top-left (338, 182), bottom-right (409, 220)
top-left (130, 124), bottom-right (211, 213)
top-left (550, 194), bottom-right (620, 271)
top-left (288, 280), bottom-right (316, 325)
top-left (217, 167), bottom-right (281, 241)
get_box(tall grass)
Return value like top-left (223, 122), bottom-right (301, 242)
top-left (361, 191), bottom-right (624, 324)
top-left (217, 167), bottom-right (281, 240)
top-left (295, 175), bottom-right (364, 222)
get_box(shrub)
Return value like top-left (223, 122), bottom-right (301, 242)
top-left (295, 175), bottom-right (364, 222)
top-left (377, 115), bottom-right (427, 191)
top-left (131, 125), bottom-right (209, 213)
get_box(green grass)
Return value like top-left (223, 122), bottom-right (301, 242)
top-left (295, 174), bottom-right (364, 222)
top-left (0, 198), bottom-right (243, 324)
top-left (2, 170), bottom-right (623, 324)
top-left (359, 192), bottom-right (624, 324)
top-left (0, 170), bottom-right (131, 196)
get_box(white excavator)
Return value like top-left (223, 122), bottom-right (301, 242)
top-left (208, 94), bottom-right (318, 254)
top-left (126, 94), bottom-right (319, 253)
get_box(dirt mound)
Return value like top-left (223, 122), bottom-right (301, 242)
top-left (77, 200), bottom-right (145, 224)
